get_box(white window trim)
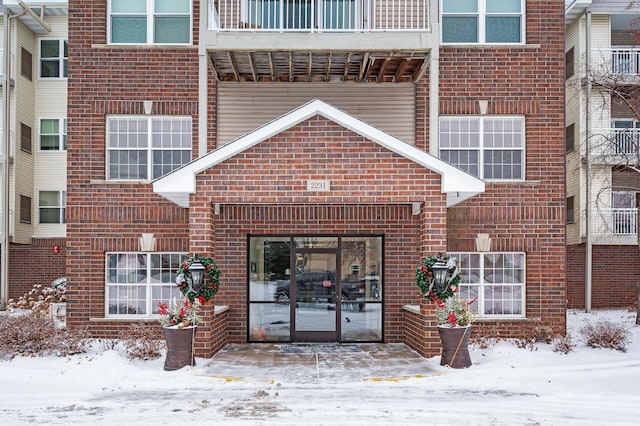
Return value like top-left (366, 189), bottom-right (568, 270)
top-left (439, 115), bottom-right (526, 181)
top-left (451, 251), bottom-right (526, 319)
top-left (106, 115), bottom-right (192, 181)
top-left (38, 38), bottom-right (67, 80)
top-left (38, 118), bottom-right (67, 152)
top-left (440, 0), bottom-right (525, 45)
top-left (107, 0), bottom-right (193, 45)
top-left (105, 252), bottom-right (187, 318)
top-left (38, 190), bottom-right (66, 224)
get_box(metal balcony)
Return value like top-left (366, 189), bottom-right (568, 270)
top-left (210, 0), bottom-right (430, 32)
top-left (591, 208), bottom-right (638, 236)
top-left (205, 0), bottom-right (434, 82)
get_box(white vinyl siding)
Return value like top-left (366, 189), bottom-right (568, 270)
top-left (217, 83), bottom-right (415, 146)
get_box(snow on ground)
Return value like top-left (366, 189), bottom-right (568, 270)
top-left (1, 309), bottom-right (639, 425)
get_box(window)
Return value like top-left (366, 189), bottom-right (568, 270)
top-left (39, 191), bottom-right (66, 224)
top-left (21, 48), bottom-right (32, 80)
top-left (20, 123), bottom-right (32, 154)
top-left (566, 196), bottom-right (574, 224)
top-left (451, 252), bottom-right (526, 318)
top-left (40, 119), bottom-right (67, 151)
top-left (565, 123), bottom-right (575, 152)
top-left (109, 0), bottom-right (191, 44)
top-left (566, 48), bottom-right (574, 79)
top-left (441, 0), bottom-right (523, 44)
top-left (440, 116), bottom-right (525, 180)
top-left (20, 195), bottom-right (32, 224)
top-left (106, 116), bottom-right (192, 180)
top-left (106, 252), bottom-right (186, 316)
top-left (39, 39), bottom-right (68, 78)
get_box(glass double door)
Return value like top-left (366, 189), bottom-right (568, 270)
top-left (248, 235), bottom-right (383, 343)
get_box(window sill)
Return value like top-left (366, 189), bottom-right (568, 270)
top-left (89, 179), bottom-right (152, 185)
top-left (440, 43), bottom-right (540, 49)
top-left (92, 305), bottom-right (230, 322)
top-left (92, 44), bottom-right (197, 50)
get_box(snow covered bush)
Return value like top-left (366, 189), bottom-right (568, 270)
top-left (123, 324), bottom-right (164, 360)
top-left (580, 320), bottom-right (630, 352)
top-left (0, 312), bottom-right (88, 359)
top-left (553, 334), bottom-right (576, 354)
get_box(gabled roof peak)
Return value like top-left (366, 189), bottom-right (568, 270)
top-left (153, 99), bottom-right (485, 207)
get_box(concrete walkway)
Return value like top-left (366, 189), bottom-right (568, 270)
top-left (202, 343), bottom-right (441, 384)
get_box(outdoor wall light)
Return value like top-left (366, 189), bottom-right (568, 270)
top-left (188, 254), bottom-right (206, 294)
top-left (431, 253), bottom-right (450, 294)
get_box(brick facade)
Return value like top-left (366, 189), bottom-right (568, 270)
top-left (62, 0), bottom-right (567, 356)
top-left (567, 244), bottom-right (639, 309)
top-left (8, 238), bottom-right (66, 299)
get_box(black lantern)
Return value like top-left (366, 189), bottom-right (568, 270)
top-left (431, 254), bottom-right (449, 294)
top-left (188, 254), bottom-right (206, 294)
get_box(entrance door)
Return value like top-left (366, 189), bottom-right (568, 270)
top-left (292, 251), bottom-right (339, 341)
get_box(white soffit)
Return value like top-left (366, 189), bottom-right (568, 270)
top-left (153, 99), bottom-right (485, 208)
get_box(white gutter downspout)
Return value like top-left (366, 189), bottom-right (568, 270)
top-left (198, 0), bottom-right (207, 157)
top-left (1, 4), bottom-right (50, 310)
top-left (585, 9), bottom-right (592, 313)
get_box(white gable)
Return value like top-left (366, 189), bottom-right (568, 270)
top-left (153, 99), bottom-right (485, 207)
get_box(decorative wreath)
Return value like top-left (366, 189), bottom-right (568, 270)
top-left (176, 255), bottom-right (221, 303)
top-left (415, 253), bottom-right (461, 303)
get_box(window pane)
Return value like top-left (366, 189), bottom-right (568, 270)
top-left (442, 0), bottom-right (478, 13)
top-left (487, 0), bottom-right (521, 13)
top-left (40, 135), bottom-right (59, 150)
top-left (486, 17), bottom-right (521, 43)
top-left (249, 303), bottom-right (290, 341)
top-left (40, 60), bottom-right (60, 78)
top-left (442, 17), bottom-right (478, 43)
top-left (112, 17), bottom-right (147, 43)
top-left (40, 40), bottom-right (59, 58)
top-left (155, 0), bottom-right (190, 13)
top-left (39, 208), bottom-right (60, 224)
top-left (41, 119), bottom-right (59, 134)
top-left (112, 0), bottom-right (146, 13)
top-left (154, 17), bottom-right (190, 43)
top-left (39, 191), bottom-right (59, 207)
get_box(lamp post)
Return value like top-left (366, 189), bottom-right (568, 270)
top-left (431, 254), bottom-right (450, 294)
top-left (188, 254), bottom-right (206, 295)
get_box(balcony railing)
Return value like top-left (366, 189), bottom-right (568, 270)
top-left (592, 128), bottom-right (640, 157)
top-left (591, 48), bottom-right (640, 76)
top-left (611, 48), bottom-right (640, 75)
top-left (591, 208), bottom-right (638, 236)
top-left (210, 0), bottom-right (430, 31)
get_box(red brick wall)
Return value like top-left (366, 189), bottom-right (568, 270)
top-left (7, 238), bottom-right (66, 299)
top-left (191, 118), bottom-right (448, 343)
top-left (64, 0), bottom-right (567, 343)
top-left (66, 1), bottom-right (200, 333)
top-left (567, 244), bottom-right (639, 309)
top-left (421, 0), bottom-right (567, 335)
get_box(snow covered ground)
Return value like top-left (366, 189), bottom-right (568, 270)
top-left (1, 309), bottom-right (639, 425)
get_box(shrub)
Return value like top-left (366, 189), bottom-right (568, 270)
top-left (580, 320), bottom-right (630, 352)
top-left (122, 324), bottom-right (165, 360)
top-left (516, 325), bottom-right (555, 350)
top-left (0, 312), bottom-right (89, 359)
top-left (553, 334), bottom-right (576, 354)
